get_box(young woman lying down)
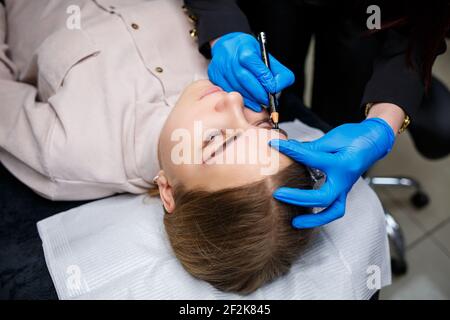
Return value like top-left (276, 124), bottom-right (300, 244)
top-left (0, 0), bottom-right (388, 295)
top-left (153, 80), bottom-right (314, 293)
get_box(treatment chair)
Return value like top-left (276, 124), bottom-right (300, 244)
top-left (364, 177), bottom-right (427, 275)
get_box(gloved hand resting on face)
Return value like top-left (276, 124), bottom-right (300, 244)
top-left (269, 118), bottom-right (396, 229)
top-left (209, 32), bottom-right (295, 112)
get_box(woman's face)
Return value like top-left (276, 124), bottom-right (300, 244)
top-left (158, 80), bottom-right (291, 191)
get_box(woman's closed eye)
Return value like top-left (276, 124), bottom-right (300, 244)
top-left (202, 129), bottom-right (235, 156)
top-left (201, 119), bottom-right (284, 163)
top-left (203, 129), bottom-right (221, 147)
top-left (202, 129), bottom-right (237, 163)
top-left (202, 120), bottom-right (271, 149)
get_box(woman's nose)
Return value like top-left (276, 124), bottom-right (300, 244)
top-left (214, 92), bottom-right (248, 127)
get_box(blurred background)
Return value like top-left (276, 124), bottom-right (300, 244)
top-left (303, 38), bottom-right (450, 300)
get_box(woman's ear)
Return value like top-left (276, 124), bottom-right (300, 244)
top-left (155, 170), bottom-right (175, 213)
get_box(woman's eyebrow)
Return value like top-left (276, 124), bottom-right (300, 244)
top-left (276, 128), bottom-right (288, 137)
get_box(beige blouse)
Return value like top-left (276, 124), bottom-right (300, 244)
top-left (0, 0), bottom-right (208, 200)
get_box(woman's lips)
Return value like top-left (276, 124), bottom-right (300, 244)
top-left (199, 86), bottom-right (223, 100)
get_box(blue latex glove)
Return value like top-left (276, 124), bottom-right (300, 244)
top-left (269, 118), bottom-right (395, 229)
top-left (209, 32), bottom-right (295, 112)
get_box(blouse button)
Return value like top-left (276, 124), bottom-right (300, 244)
top-left (189, 28), bottom-right (198, 38)
top-left (155, 67), bottom-right (163, 73)
top-left (131, 23), bottom-right (139, 30)
top-left (188, 14), bottom-right (197, 24)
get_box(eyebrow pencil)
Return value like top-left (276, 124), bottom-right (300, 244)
top-left (257, 31), bottom-right (279, 130)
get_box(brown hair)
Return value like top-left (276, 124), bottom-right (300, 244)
top-left (161, 161), bottom-right (314, 294)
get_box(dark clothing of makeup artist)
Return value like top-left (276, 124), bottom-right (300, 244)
top-left (184, 0), bottom-right (450, 229)
top-left (238, 0), bottom-right (450, 159)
